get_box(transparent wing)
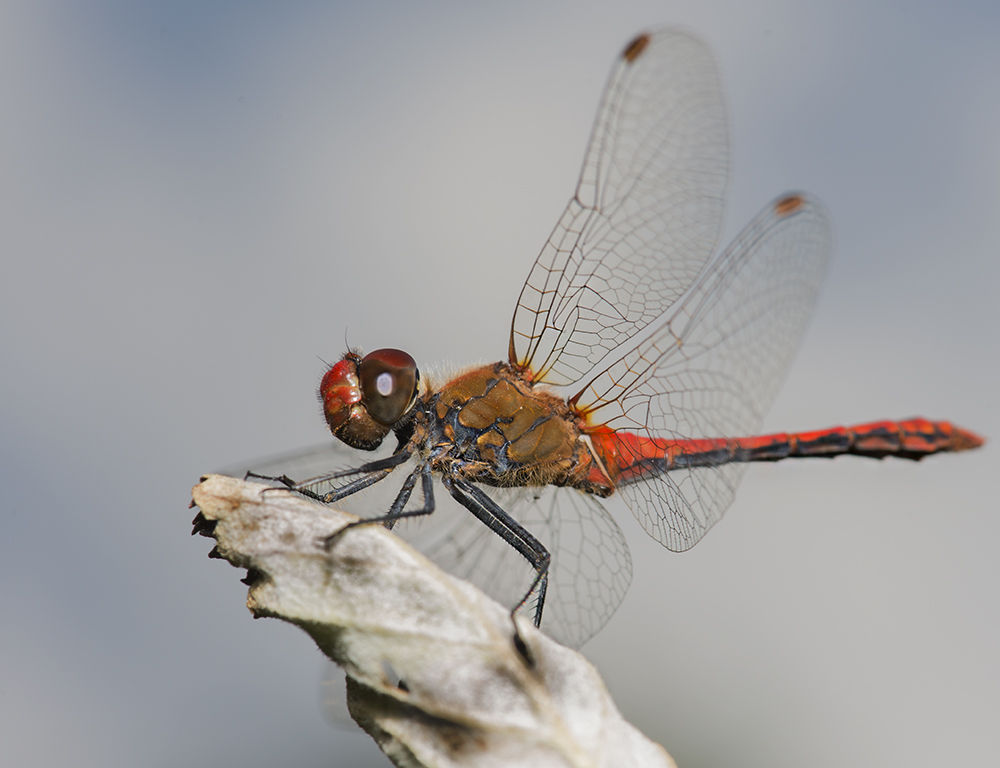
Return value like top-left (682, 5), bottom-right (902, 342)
top-left (232, 445), bottom-right (632, 648)
top-left (572, 194), bottom-right (832, 551)
top-left (509, 28), bottom-right (729, 386)
top-left (404, 485), bottom-right (632, 649)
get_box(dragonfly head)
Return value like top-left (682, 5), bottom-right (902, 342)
top-left (319, 348), bottom-right (420, 450)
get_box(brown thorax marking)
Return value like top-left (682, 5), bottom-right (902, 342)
top-left (424, 362), bottom-right (602, 491)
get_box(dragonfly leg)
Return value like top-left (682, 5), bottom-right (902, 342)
top-left (246, 466), bottom-right (387, 504)
top-left (245, 469), bottom-right (309, 491)
top-left (320, 467), bottom-right (394, 504)
top-left (247, 448), bottom-right (414, 503)
top-left (327, 449), bottom-right (415, 478)
top-left (323, 462), bottom-right (436, 549)
top-left (443, 475), bottom-right (551, 634)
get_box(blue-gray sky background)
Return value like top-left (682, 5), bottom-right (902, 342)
top-left (1, 2), bottom-right (996, 766)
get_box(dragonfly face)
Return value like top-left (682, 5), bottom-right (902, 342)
top-left (319, 348), bottom-right (419, 451)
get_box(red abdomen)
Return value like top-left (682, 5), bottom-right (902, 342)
top-left (587, 418), bottom-right (984, 486)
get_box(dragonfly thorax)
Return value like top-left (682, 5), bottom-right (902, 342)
top-left (414, 362), bottom-right (609, 493)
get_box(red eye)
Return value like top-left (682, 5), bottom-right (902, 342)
top-left (358, 348), bottom-right (419, 426)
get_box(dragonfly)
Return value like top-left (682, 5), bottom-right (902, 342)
top-left (245, 28), bottom-right (983, 649)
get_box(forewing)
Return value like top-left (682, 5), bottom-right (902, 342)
top-left (574, 194), bottom-right (832, 551)
top-left (509, 28), bottom-right (729, 385)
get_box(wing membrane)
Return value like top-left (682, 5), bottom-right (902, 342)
top-left (574, 194), bottom-right (832, 551)
top-left (509, 28), bottom-right (730, 385)
top-left (406, 485), bottom-right (632, 648)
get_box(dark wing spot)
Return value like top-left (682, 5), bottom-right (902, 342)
top-left (774, 194), bottom-right (806, 217)
top-left (622, 33), bottom-right (651, 63)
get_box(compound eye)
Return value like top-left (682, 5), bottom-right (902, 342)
top-left (358, 348), bottom-right (419, 426)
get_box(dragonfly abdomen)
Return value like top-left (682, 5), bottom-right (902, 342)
top-left (589, 418), bottom-right (983, 484)
top-left (750, 418), bottom-right (984, 462)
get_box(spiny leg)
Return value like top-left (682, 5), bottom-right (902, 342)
top-left (247, 448), bottom-right (414, 504)
top-left (324, 462), bottom-right (436, 549)
top-left (443, 475), bottom-right (551, 637)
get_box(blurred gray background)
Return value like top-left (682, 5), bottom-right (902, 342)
top-left (1, 2), bottom-right (996, 767)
